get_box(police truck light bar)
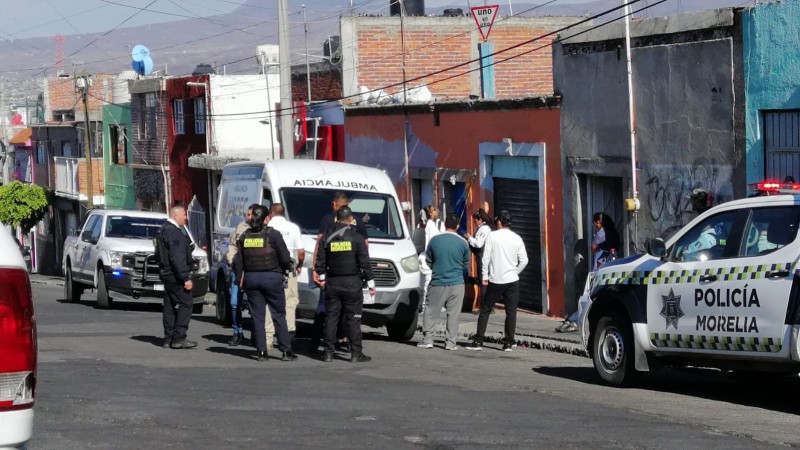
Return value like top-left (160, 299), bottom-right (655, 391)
top-left (749, 180), bottom-right (800, 196)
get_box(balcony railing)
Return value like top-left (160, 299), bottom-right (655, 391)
top-left (54, 157), bottom-right (104, 202)
top-left (55, 157), bottom-right (80, 198)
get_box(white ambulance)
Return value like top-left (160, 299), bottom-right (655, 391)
top-left (211, 160), bottom-right (422, 340)
top-left (579, 185), bottom-right (800, 386)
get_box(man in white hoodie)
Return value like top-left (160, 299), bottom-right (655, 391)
top-left (465, 210), bottom-right (528, 352)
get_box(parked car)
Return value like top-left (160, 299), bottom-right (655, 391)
top-left (62, 209), bottom-right (209, 311)
top-left (0, 226), bottom-right (37, 448)
top-left (11, 235), bottom-right (32, 273)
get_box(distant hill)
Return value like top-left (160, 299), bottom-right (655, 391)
top-left (0, 0), bottom-right (753, 99)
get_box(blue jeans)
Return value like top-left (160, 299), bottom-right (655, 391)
top-left (229, 272), bottom-right (244, 334)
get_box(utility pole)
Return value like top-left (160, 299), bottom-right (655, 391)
top-left (76, 72), bottom-right (94, 210)
top-left (261, 53), bottom-right (277, 160)
top-left (0, 77), bottom-right (7, 186)
top-left (278, 0), bottom-right (294, 159)
top-left (302, 5), bottom-right (312, 103)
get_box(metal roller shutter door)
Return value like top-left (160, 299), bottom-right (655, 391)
top-left (493, 177), bottom-right (542, 312)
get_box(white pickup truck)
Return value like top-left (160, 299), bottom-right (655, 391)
top-left (579, 189), bottom-right (800, 386)
top-left (62, 209), bottom-right (209, 311)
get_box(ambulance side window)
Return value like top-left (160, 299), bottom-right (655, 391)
top-left (741, 206), bottom-right (800, 257)
top-left (669, 211), bottom-right (738, 262)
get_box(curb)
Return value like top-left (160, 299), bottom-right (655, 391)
top-left (425, 328), bottom-right (589, 358)
top-left (30, 277), bottom-right (64, 287)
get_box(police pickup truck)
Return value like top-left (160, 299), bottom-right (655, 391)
top-left (63, 209), bottom-right (209, 310)
top-left (578, 187), bottom-right (800, 386)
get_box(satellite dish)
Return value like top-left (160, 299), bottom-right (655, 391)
top-left (131, 45), bottom-right (150, 62)
top-left (131, 44), bottom-right (154, 76)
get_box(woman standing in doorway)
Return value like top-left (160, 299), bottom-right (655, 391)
top-left (465, 208), bottom-right (493, 303)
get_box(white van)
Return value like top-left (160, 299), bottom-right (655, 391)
top-left (210, 160), bottom-right (422, 340)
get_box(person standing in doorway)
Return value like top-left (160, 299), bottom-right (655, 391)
top-left (417, 213), bottom-right (470, 350)
top-left (465, 210), bottom-right (528, 352)
top-left (226, 204), bottom-right (257, 346)
top-left (157, 204), bottom-right (197, 349)
top-left (266, 203), bottom-right (305, 346)
top-left (316, 206), bottom-right (374, 363)
top-left (234, 205), bottom-right (296, 362)
top-left (464, 208), bottom-right (493, 307)
top-left (555, 211), bottom-right (620, 333)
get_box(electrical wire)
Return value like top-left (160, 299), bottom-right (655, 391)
top-left (82, 0), bottom-right (664, 124)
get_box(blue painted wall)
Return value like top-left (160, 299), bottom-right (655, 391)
top-left (743, 1), bottom-right (800, 184)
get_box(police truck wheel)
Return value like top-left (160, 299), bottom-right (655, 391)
top-left (95, 268), bottom-right (113, 309)
top-left (215, 278), bottom-right (231, 325)
top-left (64, 264), bottom-right (84, 303)
top-left (386, 310), bottom-right (419, 341)
top-left (592, 311), bottom-right (638, 387)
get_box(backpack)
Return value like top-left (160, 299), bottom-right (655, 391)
top-left (412, 227), bottom-right (426, 255)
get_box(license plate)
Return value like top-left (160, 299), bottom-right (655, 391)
top-left (362, 289), bottom-right (374, 305)
top-left (153, 284), bottom-right (164, 291)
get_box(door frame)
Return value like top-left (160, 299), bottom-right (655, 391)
top-left (478, 139), bottom-right (549, 314)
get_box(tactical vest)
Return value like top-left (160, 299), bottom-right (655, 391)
top-left (324, 226), bottom-right (360, 277)
top-left (240, 228), bottom-right (281, 273)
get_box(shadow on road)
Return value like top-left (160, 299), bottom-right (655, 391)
top-left (56, 297), bottom-right (165, 313)
top-left (534, 366), bottom-right (800, 415)
top-left (130, 335), bottom-right (165, 348)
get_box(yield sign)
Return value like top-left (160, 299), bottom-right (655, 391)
top-left (471, 5), bottom-right (499, 41)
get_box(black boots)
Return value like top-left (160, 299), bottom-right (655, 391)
top-left (228, 333), bottom-right (243, 346)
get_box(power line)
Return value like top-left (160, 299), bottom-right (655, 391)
top-left (84, 0), bottom-right (663, 123)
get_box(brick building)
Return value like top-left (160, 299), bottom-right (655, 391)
top-left (340, 15), bottom-right (581, 101)
top-left (43, 74), bottom-right (115, 122)
top-left (128, 77), bottom-right (171, 212)
top-left (291, 61), bottom-right (343, 102)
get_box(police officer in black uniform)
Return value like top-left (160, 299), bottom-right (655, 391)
top-left (316, 206), bottom-right (375, 363)
top-left (233, 205), bottom-right (296, 361)
top-left (157, 204), bottom-right (197, 349)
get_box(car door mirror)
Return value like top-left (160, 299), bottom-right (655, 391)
top-left (645, 238), bottom-right (666, 259)
top-left (81, 230), bottom-right (94, 243)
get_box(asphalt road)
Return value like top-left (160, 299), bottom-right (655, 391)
top-left (30, 283), bottom-right (800, 449)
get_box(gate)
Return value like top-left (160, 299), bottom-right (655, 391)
top-left (764, 111), bottom-right (800, 181)
top-left (493, 177), bottom-right (542, 312)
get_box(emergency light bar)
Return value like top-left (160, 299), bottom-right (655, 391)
top-left (749, 181), bottom-right (800, 196)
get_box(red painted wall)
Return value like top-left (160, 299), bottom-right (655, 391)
top-left (165, 76), bottom-right (210, 209)
top-left (345, 106), bottom-right (566, 317)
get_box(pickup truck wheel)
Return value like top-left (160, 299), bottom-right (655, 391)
top-left (386, 309), bottom-right (419, 341)
top-left (592, 311), bottom-right (639, 387)
top-left (64, 265), bottom-right (84, 303)
top-left (95, 269), bottom-right (113, 309)
top-left (215, 278), bottom-right (231, 325)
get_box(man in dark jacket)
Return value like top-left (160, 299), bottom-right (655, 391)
top-left (157, 204), bottom-right (196, 349)
top-left (316, 206), bottom-right (374, 363)
top-left (233, 205), bottom-right (296, 361)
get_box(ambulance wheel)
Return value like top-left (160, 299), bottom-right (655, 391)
top-left (592, 311), bottom-right (639, 387)
top-left (386, 310), bottom-right (419, 341)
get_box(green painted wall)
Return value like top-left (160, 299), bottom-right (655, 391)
top-left (102, 104), bottom-right (136, 209)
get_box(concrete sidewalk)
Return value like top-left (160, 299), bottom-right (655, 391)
top-left (31, 274), bottom-right (588, 357)
top-left (425, 308), bottom-right (587, 357)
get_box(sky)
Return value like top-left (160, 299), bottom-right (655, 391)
top-left (0, 0), bottom-right (603, 40)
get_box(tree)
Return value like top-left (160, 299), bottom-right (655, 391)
top-left (0, 181), bottom-right (50, 233)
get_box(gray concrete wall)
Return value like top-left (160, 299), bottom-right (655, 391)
top-left (555, 12), bottom-right (746, 312)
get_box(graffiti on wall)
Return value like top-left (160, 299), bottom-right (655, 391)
top-left (642, 164), bottom-right (733, 240)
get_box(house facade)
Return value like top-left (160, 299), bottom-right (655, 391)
top-left (554, 9), bottom-right (747, 311)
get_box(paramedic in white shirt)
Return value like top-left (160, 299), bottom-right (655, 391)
top-left (465, 210), bottom-right (528, 352)
top-left (266, 203), bottom-right (305, 344)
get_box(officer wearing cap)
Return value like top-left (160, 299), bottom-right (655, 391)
top-left (233, 205), bottom-right (296, 362)
top-left (315, 205), bottom-right (374, 363)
